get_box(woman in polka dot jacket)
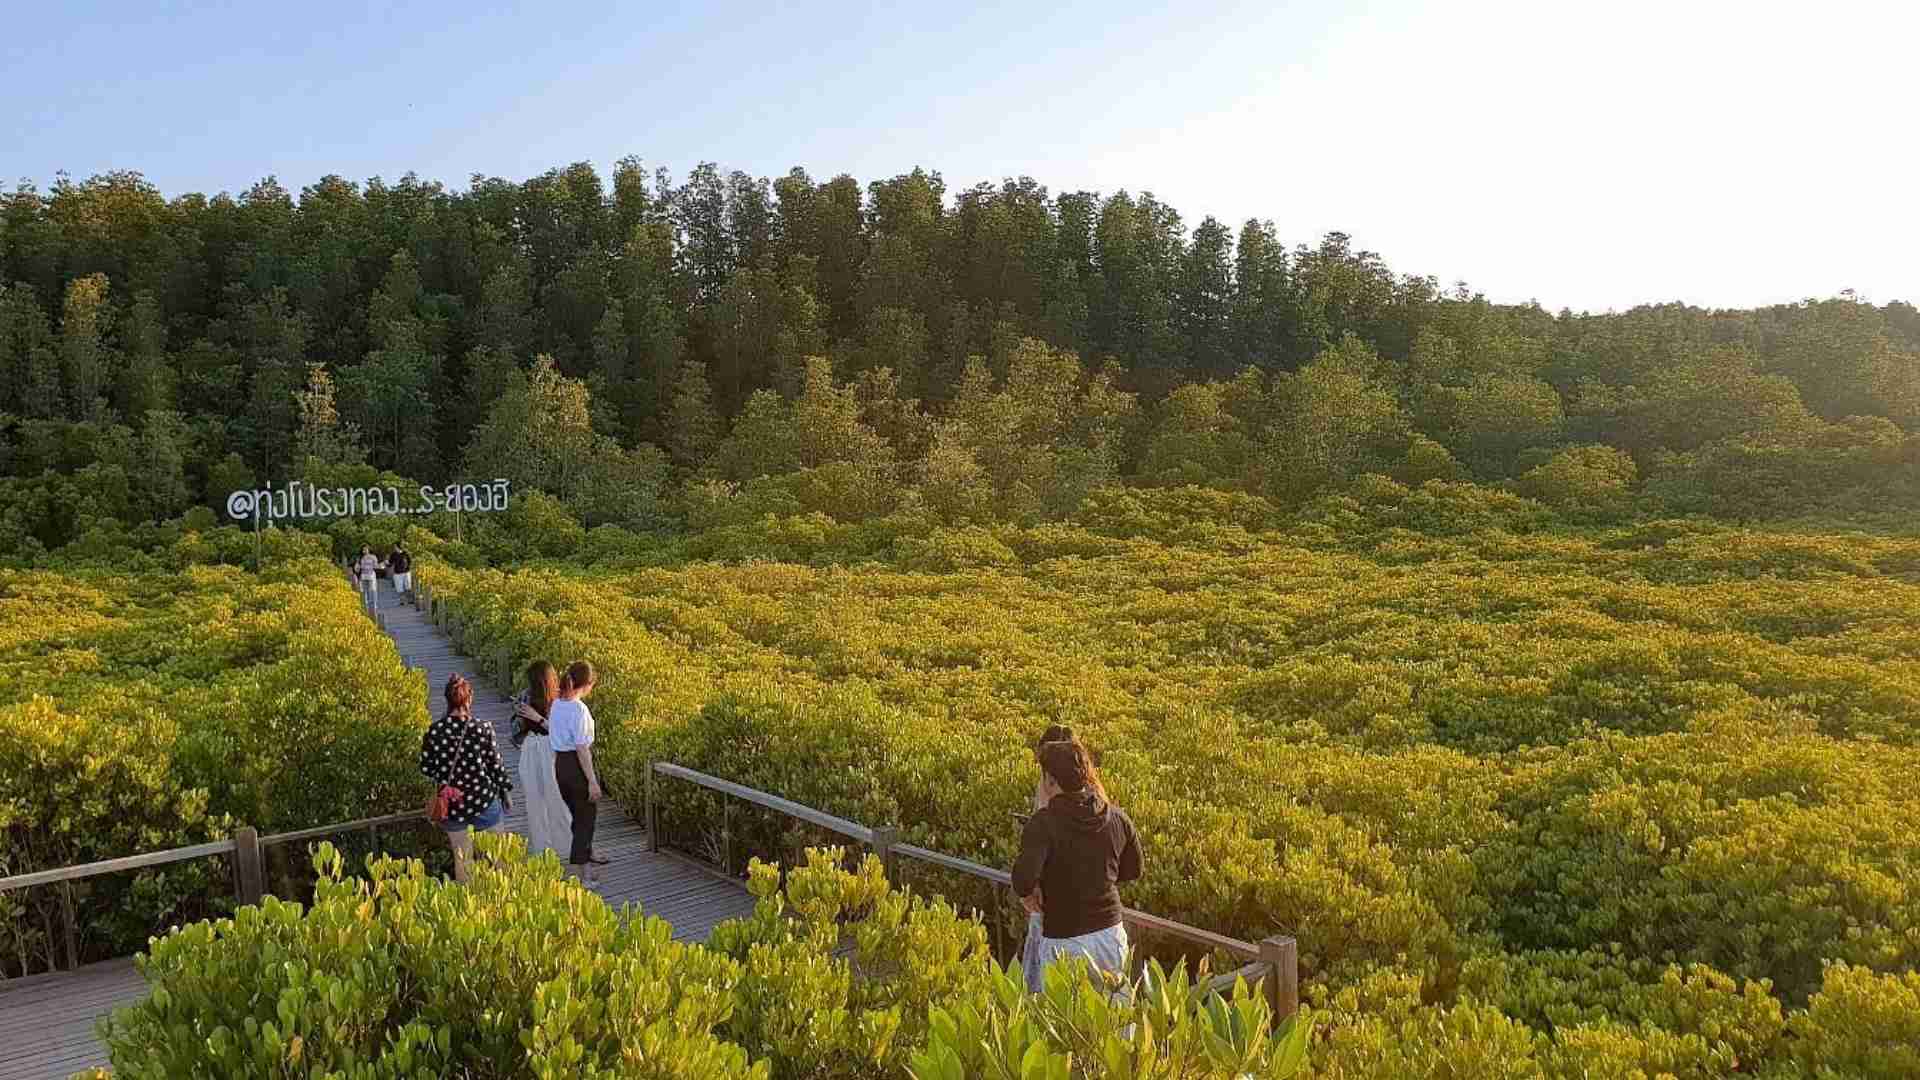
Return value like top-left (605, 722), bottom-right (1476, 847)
top-left (418, 673), bottom-right (512, 882)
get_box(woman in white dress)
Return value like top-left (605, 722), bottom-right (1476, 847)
top-left (511, 661), bottom-right (573, 863)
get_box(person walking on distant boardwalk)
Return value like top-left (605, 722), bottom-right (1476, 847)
top-left (1020, 725), bottom-right (1109, 991)
top-left (548, 661), bottom-right (607, 886)
top-left (1013, 736), bottom-right (1142, 995)
top-left (356, 546), bottom-right (382, 609)
top-left (389, 543), bottom-right (413, 606)
top-left (512, 660), bottom-right (573, 862)
top-left (419, 674), bottom-right (512, 883)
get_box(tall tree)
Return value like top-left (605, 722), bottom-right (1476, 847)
top-left (135, 409), bottom-right (194, 519)
top-left (665, 359), bottom-right (720, 467)
top-left (116, 290), bottom-right (174, 420)
top-left (1231, 219), bottom-right (1291, 368)
top-left (473, 258), bottom-right (538, 355)
top-left (341, 320), bottom-right (437, 474)
top-left (60, 273), bottom-right (116, 417)
top-left (232, 288), bottom-right (310, 476)
top-left (1265, 334), bottom-right (1408, 502)
top-left (673, 163), bottom-right (734, 303)
top-left (464, 355), bottom-right (666, 526)
top-left (1175, 216), bottom-right (1234, 378)
top-left (0, 283), bottom-right (62, 419)
top-left (292, 362), bottom-right (366, 468)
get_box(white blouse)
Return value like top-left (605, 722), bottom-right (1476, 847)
top-left (548, 698), bottom-right (595, 752)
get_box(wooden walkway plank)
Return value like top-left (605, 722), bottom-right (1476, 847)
top-left (0, 582), bottom-right (753, 1080)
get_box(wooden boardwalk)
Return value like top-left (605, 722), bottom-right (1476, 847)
top-left (380, 586), bottom-right (754, 936)
top-left (0, 577), bottom-right (754, 1080)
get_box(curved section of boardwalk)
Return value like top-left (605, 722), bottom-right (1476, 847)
top-left (0, 581), bottom-right (753, 1080)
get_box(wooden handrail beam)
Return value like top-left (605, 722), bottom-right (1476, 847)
top-left (7, 756), bottom-right (1300, 1024)
top-left (1202, 959), bottom-right (1270, 994)
top-left (895, 842), bottom-right (1008, 883)
top-left (0, 839), bottom-right (238, 892)
top-left (652, 763), bottom-right (874, 843)
top-left (1124, 908), bottom-right (1262, 961)
top-left (892, 842), bottom-right (1260, 960)
top-left (1, 810), bottom-right (425, 893)
top-left (259, 810), bottom-right (424, 848)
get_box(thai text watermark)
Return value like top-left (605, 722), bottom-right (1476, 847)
top-left (226, 480), bottom-right (512, 521)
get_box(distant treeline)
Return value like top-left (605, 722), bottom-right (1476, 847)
top-left (3, 163), bottom-right (1917, 557)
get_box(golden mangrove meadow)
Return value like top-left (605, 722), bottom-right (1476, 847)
top-left (2, 162), bottom-right (1917, 1075)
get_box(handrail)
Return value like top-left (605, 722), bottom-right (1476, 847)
top-left (892, 843), bottom-right (1260, 961)
top-left (260, 810), bottom-right (424, 848)
top-left (893, 842), bottom-right (1012, 885)
top-left (1204, 960), bottom-right (1271, 994)
top-left (1, 810), bottom-right (429, 978)
top-left (0, 812), bottom-right (432, 894)
top-left (0, 839), bottom-right (240, 893)
top-left (645, 760), bottom-right (1299, 1021)
top-left (652, 762), bottom-right (874, 843)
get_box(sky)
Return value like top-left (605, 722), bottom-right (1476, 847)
top-left (3, 0), bottom-right (1915, 314)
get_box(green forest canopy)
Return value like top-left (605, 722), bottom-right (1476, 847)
top-left (3, 163), bottom-right (1917, 558)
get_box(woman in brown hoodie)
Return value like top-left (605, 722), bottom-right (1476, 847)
top-left (1012, 735), bottom-right (1143, 993)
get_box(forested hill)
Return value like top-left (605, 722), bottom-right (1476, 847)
top-left (3, 163), bottom-right (1918, 556)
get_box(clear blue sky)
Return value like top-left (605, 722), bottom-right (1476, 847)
top-left (4, 0), bottom-right (1914, 313)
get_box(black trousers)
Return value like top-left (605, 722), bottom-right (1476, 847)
top-left (554, 750), bottom-right (597, 865)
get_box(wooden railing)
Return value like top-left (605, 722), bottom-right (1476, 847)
top-left (644, 760), bottom-right (1300, 1022)
top-left (0, 811), bottom-right (427, 977)
top-left (7, 760), bottom-right (1303, 1026)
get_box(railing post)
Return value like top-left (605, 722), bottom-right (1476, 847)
top-left (1260, 935), bottom-right (1298, 1025)
top-left (61, 881), bottom-right (79, 971)
top-left (644, 761), bottom-right (659, 852)
top-left (234, 826), bottom-right (265, 906)
top-left (871, 825), bottom-right (899, 885)
top-left (721, 796), bottom-right (733, 876)
top-left (989, 883), bottom-right (1005, 958)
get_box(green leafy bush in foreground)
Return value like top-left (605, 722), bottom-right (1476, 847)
top-left (89, 839), bottom-right (1311, 1079)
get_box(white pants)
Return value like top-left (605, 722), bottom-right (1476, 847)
top-left (359, 574), bottom-right (377, 607)
top-left (393, 571), bottom-right (412, 594)
top-left (1023, 919), bottom-right (1130, 995)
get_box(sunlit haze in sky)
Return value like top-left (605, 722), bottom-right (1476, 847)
top-left (4, 0), bottom-right (1914, 313)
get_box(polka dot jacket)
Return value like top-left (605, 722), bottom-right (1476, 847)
top-left (418, 707), bottom-right (512, 826)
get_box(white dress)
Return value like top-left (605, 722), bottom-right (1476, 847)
top-left (517, 718), bottom-right (573, 861)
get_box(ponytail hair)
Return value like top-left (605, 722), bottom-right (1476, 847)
top-left (444, 673), bottom-right (473, 716)
top-left (1038, 741), bottom-right (1093, 794)
top-left (558, 660), bottom-right (596, 696)
top-left (1034, 724), bottom-right (1107, 800)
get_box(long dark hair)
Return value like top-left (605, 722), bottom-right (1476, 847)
top-left (526, 661), bottom-right (559, 716)
top-left (513, 661), bottom-right (559, 745)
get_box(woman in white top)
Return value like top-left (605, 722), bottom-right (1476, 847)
top-left (511, 660), bottom-right (573, 863)
top-left (355, 547), bottom-right (381, 608)
top-left (547, 660), bottom-right (604, 884)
